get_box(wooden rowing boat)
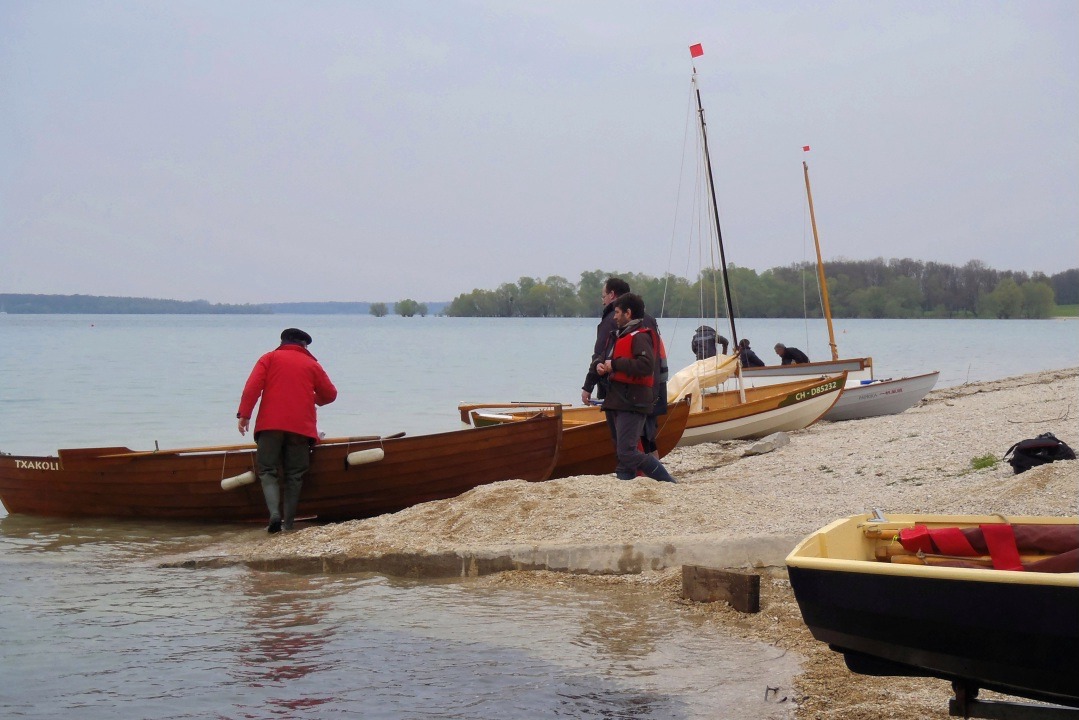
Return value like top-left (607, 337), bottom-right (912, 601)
top-left (786, 512), bottom-right (1079, 711)
top-left (0, 412), bottom-right (563, 522)
top-left (458, 397), bottom-right (691, 479)
top-left (464, 370), bottom-right (842, 451)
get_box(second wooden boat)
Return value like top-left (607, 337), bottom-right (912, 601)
top-left (459, 398), bottom-right (691, 479)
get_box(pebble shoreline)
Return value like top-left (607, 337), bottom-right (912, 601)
top-left (194, 367), bottom-right (1078, 720)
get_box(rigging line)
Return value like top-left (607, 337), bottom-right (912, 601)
top-left (802, 186), bottom-right (813, 352)
top-left (660, 82), bottom-right (700, 322)
top-left (694, 130), bottom-right (722, 332)
top-left (695, 110), bottom-right (728, 333)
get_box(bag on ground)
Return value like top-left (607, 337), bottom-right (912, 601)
top-left (1003, 432), bottom-right (1076, 474)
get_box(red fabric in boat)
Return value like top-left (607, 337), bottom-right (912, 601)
top-left (899, 526), bottom-right (934, 553)
top-left (980, 524), bottom-right (1023, 571)
top-left (928, 527), bottom-right (979, 556)
top-left (1025, 548), bottom-right (1079, 573)
top-left (899, 524), bottom-right (1079, 555)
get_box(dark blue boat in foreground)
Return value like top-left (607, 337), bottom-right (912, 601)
top-left (786, 512), bottom-right (1079, 714)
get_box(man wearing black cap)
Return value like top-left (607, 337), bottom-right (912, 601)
top-left (237, 328), bottom-right (338, 533)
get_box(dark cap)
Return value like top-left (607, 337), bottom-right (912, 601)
top-left (280, 328), bottom-right (313, 346)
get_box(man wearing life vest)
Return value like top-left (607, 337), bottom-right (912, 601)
top-left (596, 293), bottom-right (677, 483)
top-left (582, 277), bottom-right (668, 455)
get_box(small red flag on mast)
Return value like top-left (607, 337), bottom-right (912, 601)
top-left (802, 145), bottom-right (811, 152)
top-left (689, 43), bottom-right (704, 58)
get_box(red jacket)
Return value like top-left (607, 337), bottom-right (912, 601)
top-left (238, 344), bottom-right (337, 440)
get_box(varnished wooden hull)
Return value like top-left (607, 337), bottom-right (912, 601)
top-left (0, 413), bottom-right (562, 522)
top-left (786, 513), bottom-right (1079, 708)
top-left (463, 399), bottom-right (690, 479)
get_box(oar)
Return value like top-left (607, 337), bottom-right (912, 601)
top-left (102, 433), bottom-right (406, 459)
top-left (886, 552), bottom-right (1054, 567)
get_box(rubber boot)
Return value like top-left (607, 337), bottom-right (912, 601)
top-left (282, 478), bottom-right (303, 531)
top-left (260, 472), bottom-right (283, 531)
top-left (640, 456), bottom-right (677, 484)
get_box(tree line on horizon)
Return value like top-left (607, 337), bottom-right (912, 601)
top-left (443, 260), bottom-right (1078, 320)
top-left (0, 294), bottom-right (272, 314)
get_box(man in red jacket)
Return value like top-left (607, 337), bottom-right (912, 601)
top-left (237, 328), bottom-right (338, 533)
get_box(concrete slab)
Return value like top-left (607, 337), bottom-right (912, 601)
top-left (163, 533), bottom-right (804, 579)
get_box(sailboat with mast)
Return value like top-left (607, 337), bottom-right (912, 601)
top-left (739, 159), bottom-right (940, 421)
top-left (458, 45), bottom-right (844, 450)
top-left (657, 44), bottom-right (846, 443)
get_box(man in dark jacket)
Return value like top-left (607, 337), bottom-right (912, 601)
top-left (238, 328), bottom-right (338, 533)
top-left (691, 325), bottom-right (729, 359)
top-left (581, 277), bottom-right (630, 405)
top-left (596, 294), bottom-right (676, 483)
top-left (737, 338), bottom-right (766, 368)
top-left (774, 343), bottom-right (810, 365)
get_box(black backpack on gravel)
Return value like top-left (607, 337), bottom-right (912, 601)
top-left (1003, 432), bottom-right (1076, 474)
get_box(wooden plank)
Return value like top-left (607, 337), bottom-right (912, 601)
top-left (681, 565), bottom-right (760, 613)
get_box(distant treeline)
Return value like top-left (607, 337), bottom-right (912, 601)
top-left (0, 295), bottom-right (451, 315)
top-left (267, 301), bottom-right (449, 315)
top-left (0, 294), bottom-right (272, 314)
top-left (445, 261), bottom-right (1079, 319)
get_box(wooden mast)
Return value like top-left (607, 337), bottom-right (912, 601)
top-left (803, 160), bottom-right (839, 361)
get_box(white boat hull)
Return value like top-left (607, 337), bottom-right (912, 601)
top-left (679, 385), bottom-right (841, 445)
top-left (743, 356), bottom-right (873, 380)
top-left (823, 371), bottom-right (939, 422)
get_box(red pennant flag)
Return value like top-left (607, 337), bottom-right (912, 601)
top-left (689, 43), bottom-right (704, 58)
top-left (802, 145), bottom-right (811, 152)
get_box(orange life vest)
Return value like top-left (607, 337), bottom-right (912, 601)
top-left (610, 328), bottom-right (656, 387)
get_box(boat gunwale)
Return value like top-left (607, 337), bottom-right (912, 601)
top-left (785, 513), bottom-right (1079, 587)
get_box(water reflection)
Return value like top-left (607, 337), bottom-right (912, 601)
top-left (0, 512), bottom-right (246, 560)
top-left (0, 513), bottom-right (799, 719)
top-left (577, 591), bottom-right (664, 665)
top-left (231, 571), bottom-right (343, 712)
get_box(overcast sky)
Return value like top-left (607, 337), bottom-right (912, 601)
top-left (2, 1), bottom-right (1076, 303)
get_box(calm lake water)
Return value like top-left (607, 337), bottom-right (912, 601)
top-left (1, 314), bottom-right (1076, 719)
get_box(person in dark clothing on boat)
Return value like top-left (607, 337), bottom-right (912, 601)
top-left (691, 325), bottom-right (729, 359)
top-left (737, 338), bottom-right (766, 368)
top-left (774, 343), bottom-right (810, 365)
top-left (596, 293), bottom-right (676, 483)
top-left (581, 277), bottom-right (668, 455)
top-left (237, 328), bottom-right (338, 534)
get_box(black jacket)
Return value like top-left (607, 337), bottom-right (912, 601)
top-left (779, 346), bottom-right (810, 365)
top-left (583, 302), bottom-right (617, 398)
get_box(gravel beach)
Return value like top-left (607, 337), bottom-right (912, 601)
top-left (195, 367), bottom-right (1078, 719)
